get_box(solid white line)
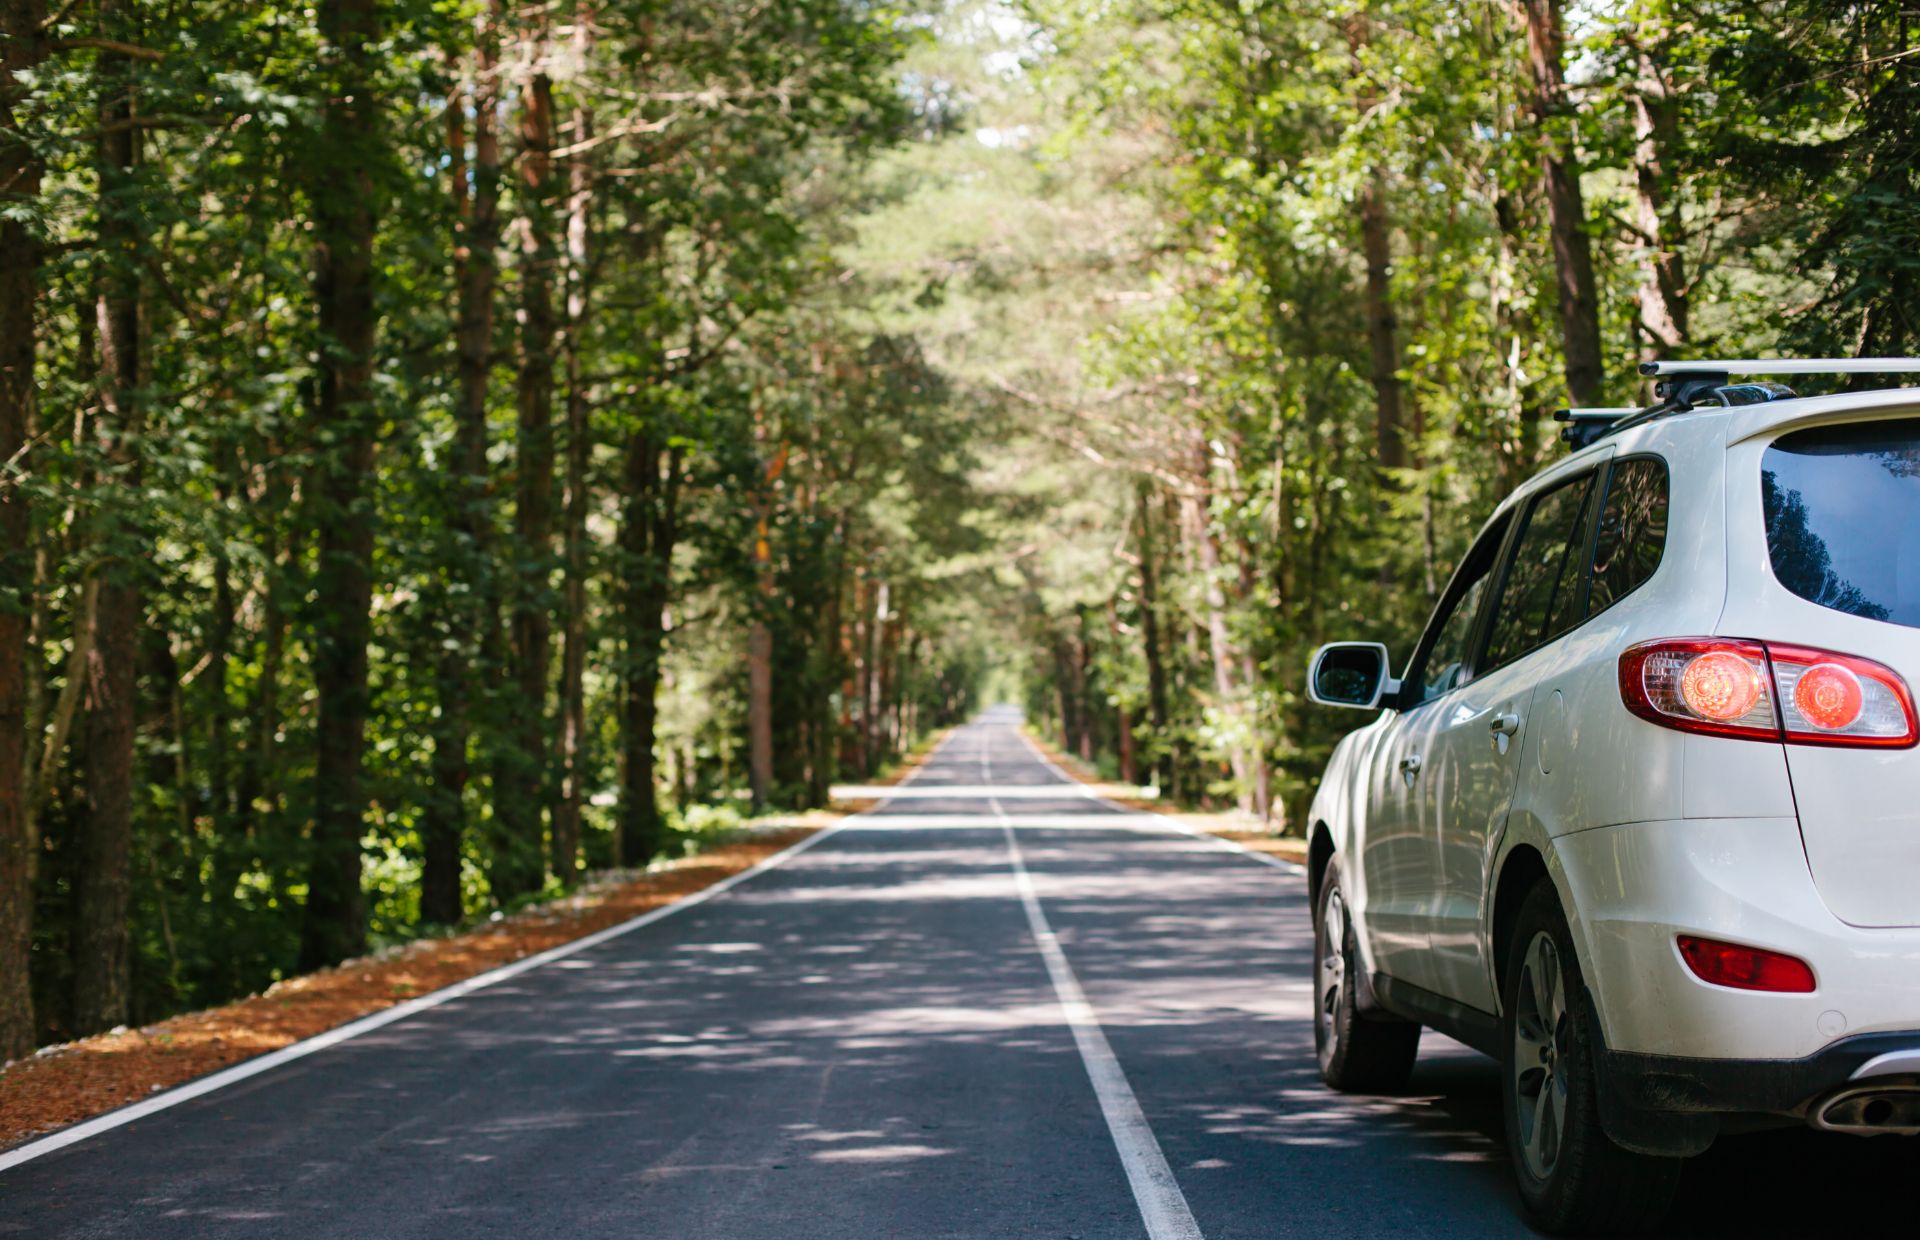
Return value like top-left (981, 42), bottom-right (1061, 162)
top-left (1, 730), bottom-right (967, 1175)
top-left (998, 813), bottom-right (1204, 1240)
top-left (985, 738), bottom-right (1205, 1240)
top-left (1009, 727), bottom-right (1307, 877)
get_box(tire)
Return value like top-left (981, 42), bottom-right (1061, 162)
top-left (1314, 861), bottom-right (1420, 1092)
top-left (1501, 880), bottom-right (1682, 1235)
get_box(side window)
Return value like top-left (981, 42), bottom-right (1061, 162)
top-left (1587, 458), bottom-right (1669, 616)
top-left (1482, 472), bottom-right (1600, 671)
top-left (1407, 513), bottom-right (1511, 704)
top-left (1420, 575), bottom-right (1493, 701)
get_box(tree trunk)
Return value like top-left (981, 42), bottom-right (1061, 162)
top-left (424, 10), bottom-right (502, 926)
top-left (1070, 612), bottom-right (1093, 762)
top-left (205, 494), bottom-right (235, 830)
top-left (747, 616), bottom-right (773, 807)
top-left (810, 542), bottom-right (841, 807)
top-left (1105, 597), bottom-right (1136, 786)
top-left (1515, 0), bottom-right (1604, 407)
top-left (553, 20), bottom-right (594, 885)
top-left (1133, 482), bottom-right (1172, 794)
top-left (746, 437), bottom-right (785, 813)
top-left (850, 577), bottom-right (869, 777)
top-left (1181, 470), bottom-right (1254, 815)
top-left (237, 474), bottom-right (291, 843)
top-left (1345, 16), bottom-right (1406, 472)
top-left (1359, 168), bottom-right (1407, 471)
top-left (863, 580), bottom-right (887, 773)
top-left (1051, 638), bottom-right (1073, 750)
top-left (877, 592), bottom-right (899, 761)
top-left (1488, 194), bottom-right (1545, 487)
top-left (619, 438), bottom-right (680, 867)
top-left (1631, 43), bottom-right (1687, 358)
top-left (300, 0), bottom-right (383, 971)
top-left (0, 0), bottom-right (46, 1062)
top-left (74, 12), bottom-right (144, 1035)
top-left (497, 34), bottom-right (558, 900)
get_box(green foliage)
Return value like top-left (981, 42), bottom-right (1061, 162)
top-left (15, 0), bottom-right (972, 1045)
top-left (966, 0), bottom-right (1906, 824)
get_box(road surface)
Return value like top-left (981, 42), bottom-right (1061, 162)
top-left (3, 709), bottom-right (1910, 1236)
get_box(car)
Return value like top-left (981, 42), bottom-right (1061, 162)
top-left (1302, 359), bottom-right (1920, 1234)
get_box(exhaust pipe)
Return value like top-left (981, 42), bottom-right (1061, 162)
top-left (1812, 1085), bottom-right (1920, 1136)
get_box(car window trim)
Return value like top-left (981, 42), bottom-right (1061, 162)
top-left (1473, 466), bottom-right (1605, 680)
top-left (1581, 453), bottom-right (1669, 622)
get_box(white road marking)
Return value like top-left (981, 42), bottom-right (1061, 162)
top-left (830, 783), bottom-right (1151, 799)
top-left (843, 813), bottom-right (1231, 832)
top-left (0, 732), bottom-right (962, 1175)
top-left (986, 741), bottom-right (1206, 1240)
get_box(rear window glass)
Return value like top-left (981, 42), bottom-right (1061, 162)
top-left (1763, 419), bottom-right (1920, 629)
top-left (1483, 472), bottom-right (1599, 670)
top-left (1587, 458), bottom-right (1668, 616)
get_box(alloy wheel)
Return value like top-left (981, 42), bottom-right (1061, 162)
top-left (1318, 888), bottom-right (1348, 1053)
top-left (1512, 929), bottom-right (1570, 1180)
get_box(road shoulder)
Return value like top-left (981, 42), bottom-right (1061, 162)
top-left (1019, 729), bottom-right (1308, 866)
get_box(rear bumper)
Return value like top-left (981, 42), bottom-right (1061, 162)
top-left (1553, 814), bottom-right (1920, 1154)
top-left (1553, 815), bottom-right (1920, 1061)
top-left (1594, 1029), bottom-right (1920, 1156)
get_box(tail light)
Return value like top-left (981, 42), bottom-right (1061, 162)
top-left (1768, 644), bottom-right (1913, 745)
top-left (1619, 639), bottom-right (1780, 742)
top-left (1620, 638), bottom-right (1917, 748)
top-left (1677, 935), bottom-right (1817, 993)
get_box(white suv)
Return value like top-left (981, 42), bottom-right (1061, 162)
top-left (1304, 361), bottom-right (1920, 1234)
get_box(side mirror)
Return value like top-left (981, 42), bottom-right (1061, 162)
top-left (1308, 642), bottom-right (1400, 711)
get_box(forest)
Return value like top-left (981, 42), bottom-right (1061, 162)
top-left (0, 0), bottom-right (1914, 1061)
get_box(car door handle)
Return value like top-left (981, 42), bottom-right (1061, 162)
top-left (1488, 712), bottom-right (1521, 737)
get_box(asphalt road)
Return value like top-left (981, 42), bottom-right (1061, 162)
top-left (4, 708), bottom-right (1914, 1237)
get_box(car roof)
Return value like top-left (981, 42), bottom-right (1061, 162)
top-left (1500, 385), bottom-right (1920, 516)
top-left (1722, 386), bottom-right (1920, 445)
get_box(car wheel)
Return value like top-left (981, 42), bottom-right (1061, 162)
top-left (1502, 880), bottom-right (1682, 1235)
top-left (1314, 861), bottom-right (1419, 1092)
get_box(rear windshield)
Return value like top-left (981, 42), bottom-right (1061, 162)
top-left (1762, 418), bottom-right (1920, 628)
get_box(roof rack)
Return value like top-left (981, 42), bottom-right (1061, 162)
top-left (1555, 358), bottom-right (1920, 450)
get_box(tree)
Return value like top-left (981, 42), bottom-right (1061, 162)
top-left (72, 1), bottom-right (147, 1034)
top-left (552, 0), bottom-right (596, 885)
top-left (300, 0), bottom-right (385, 971)
top-left (496, 11), bottom-right (559, 901)
top-left (1729, 4), bottom-right (1920, 356)
top-left (0, 0), bottom-right (47, 1061)
top-left (1514, 0), bottom-right (1605, 406)
top-left (423, 0), bottom-right (504, 926)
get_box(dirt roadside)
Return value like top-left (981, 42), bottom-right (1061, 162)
top-left (1020, 730), bottom-right (1309, 867)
